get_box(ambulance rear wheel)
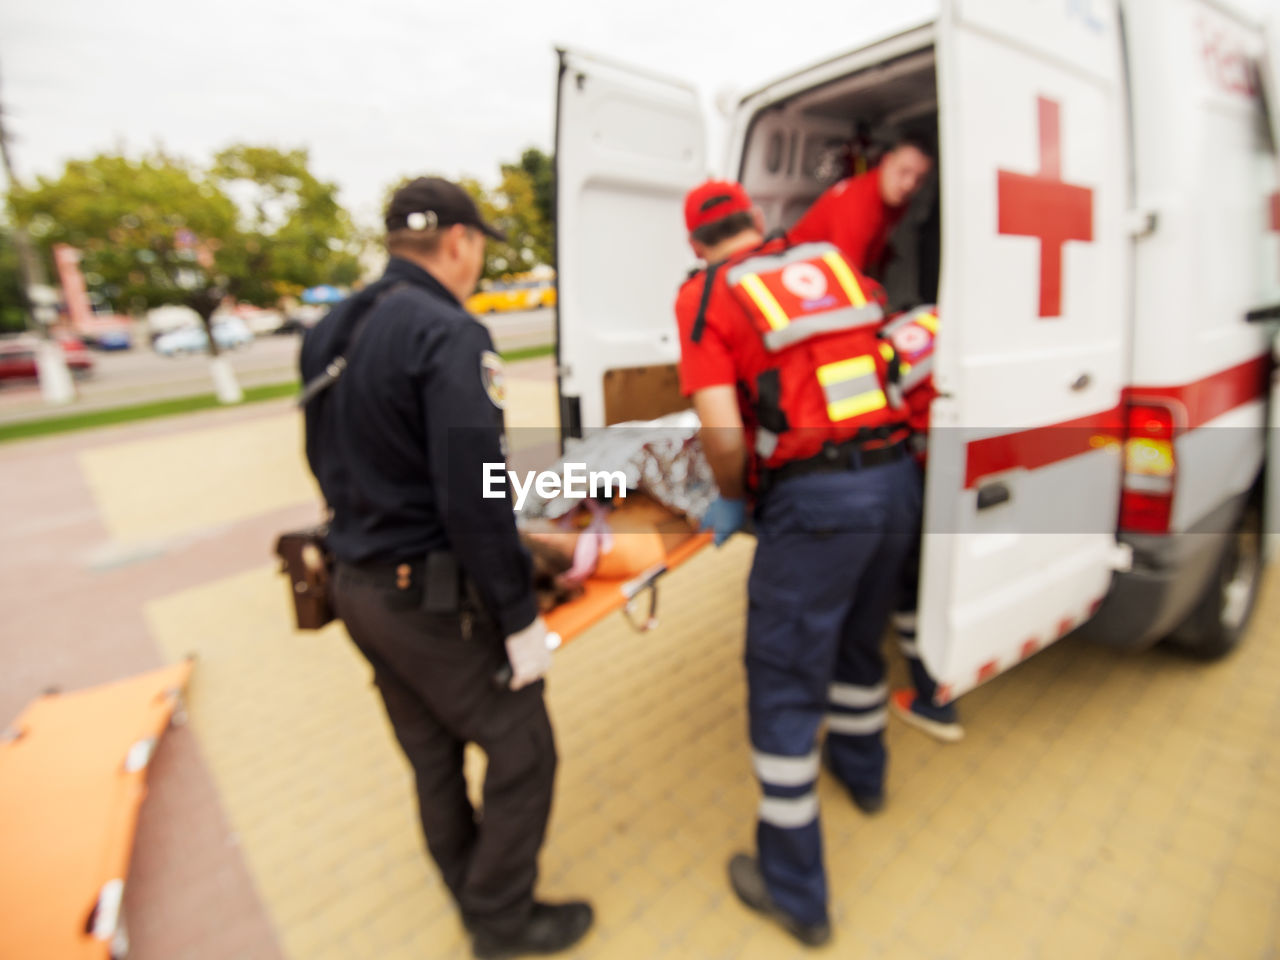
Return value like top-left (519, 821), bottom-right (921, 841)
top-left (1166, 500), bottom-right (1262, 660)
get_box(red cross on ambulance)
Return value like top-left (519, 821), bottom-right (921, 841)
top-left (997, 96), bottom-right (1096, 318)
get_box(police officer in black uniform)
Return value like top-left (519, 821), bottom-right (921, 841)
top-left (301, 177), bottom-right (593, 959)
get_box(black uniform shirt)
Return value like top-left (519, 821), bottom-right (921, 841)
top-left (300, 256), bottom-right (537, 636)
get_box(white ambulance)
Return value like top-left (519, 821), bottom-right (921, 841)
top-left (553, 0), bottom-right (1280, 701)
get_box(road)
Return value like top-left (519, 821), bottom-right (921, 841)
top-left (0, 308), bottom-right (555, 425)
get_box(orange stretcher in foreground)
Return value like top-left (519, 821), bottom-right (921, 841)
top-left (0, 661), bottom-right (193, 960)
top-left (543, 529), bottom-right (713, 644)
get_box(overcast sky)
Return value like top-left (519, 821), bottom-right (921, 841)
top-left (1, 0), bottom-right (1273, 227)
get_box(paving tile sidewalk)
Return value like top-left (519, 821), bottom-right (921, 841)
top-left (5, 357), bottom-right (1278, 959)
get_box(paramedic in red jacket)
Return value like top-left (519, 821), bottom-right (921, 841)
top-left (878, 304), bottom-right (964, 742)
top-left (675, 180), bottom-right (922, 947)
top-left (788, 137), bottom-right (933, 278)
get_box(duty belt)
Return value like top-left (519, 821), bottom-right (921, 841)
top-left (758, 433), bottom-right (910, 497)
top-left (340, 550), bottom-right (475, 614)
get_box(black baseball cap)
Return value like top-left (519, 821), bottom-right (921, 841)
top-left (385, 176), bottom-right (507, 241)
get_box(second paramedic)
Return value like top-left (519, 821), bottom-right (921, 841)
top-left (788, 135), bottom-right (933, 279)
top-left (878, 304), bottom-right (964, 741)
top-left (676, 180), bottom-right (921, 946)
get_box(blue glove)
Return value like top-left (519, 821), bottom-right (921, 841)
top-left (701, 497), bottom-right (746, 547)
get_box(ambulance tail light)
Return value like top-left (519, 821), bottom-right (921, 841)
top-left (1119, 402), bottom-right (1176, 534)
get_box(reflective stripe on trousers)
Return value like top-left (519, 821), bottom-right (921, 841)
top-left (745, 458), bottom-right (922, 927)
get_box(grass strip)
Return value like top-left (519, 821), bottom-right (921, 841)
top-left (0, 342), bottom-right (554, 443)
top-left (0, 381), bottom-right (301, 444)
top-left (499, 343), bottom-right (556, 364)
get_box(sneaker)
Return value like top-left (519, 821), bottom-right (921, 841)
top-left (890, 689), bottom-right (964, 743)
top-left (728, 854), bottom-right (832, 948)
top-left (471, 901), bottom-right (594, 960)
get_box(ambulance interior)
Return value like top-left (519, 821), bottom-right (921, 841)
top-left (736, 44), bottom-right (940, 606)
top-left (737, 46), bottom-right (940, 315)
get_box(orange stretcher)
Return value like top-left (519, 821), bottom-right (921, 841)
top-left (544, 531), bottom-right (712, 643)
top-left (0, 661), bottom-right (194, 960)
top-left (535, 493), bottom-right (714, 645)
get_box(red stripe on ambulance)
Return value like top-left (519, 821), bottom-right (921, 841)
top-left (962, 354), bottom-right (1270, 489)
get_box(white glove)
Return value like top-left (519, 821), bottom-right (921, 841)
top-left (505, 616), bottom-right (553, 690)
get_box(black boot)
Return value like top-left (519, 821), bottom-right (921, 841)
top-left (728, 854), bottom-right (832, 947)
top-left (821, 744), bottom-right (885, 815)
top-left (471, 901), bottom-right (594, 960)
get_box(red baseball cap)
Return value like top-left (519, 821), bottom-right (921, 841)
top-left (684, 180), bottom-right (752, 235)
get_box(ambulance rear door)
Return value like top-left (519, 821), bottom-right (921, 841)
top-left (554, 48), bottom-right (706, 440)
top-left (919, 0), bottom-right (1131, 700)
top-left (1255, 21), bottom-right (1280, 562)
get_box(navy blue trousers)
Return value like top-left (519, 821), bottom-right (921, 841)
top-left (746, 455), bottom-right (922, 926)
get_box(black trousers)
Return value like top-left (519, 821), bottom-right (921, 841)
top-left (332, 562), bottom-right (557, 937)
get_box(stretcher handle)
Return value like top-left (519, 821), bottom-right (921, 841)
top-left (621, 562), bottom-right (667, 633)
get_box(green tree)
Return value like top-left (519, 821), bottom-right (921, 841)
top-left (0, 224), bottom-right (26, 333)
top-left (210, 144), bottom-right (361, 301)
top-left (9, 152), bottom-right (241, 333)
top-left (514, 147), bottom-right (553, 235)
top-left (10, 146), bottom-right (363, 360)
top-left (463, 170), bottom-right (552, 281)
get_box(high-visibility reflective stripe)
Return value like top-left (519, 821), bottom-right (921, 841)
top-left (822, 371), bottom-right (882, 405)
top-left (761, 303), bottom-right (883, 351)
top-left (915, 312), bottom-right (939, 333)
top-left (820, 251), bottom-right (868, 307)
top-left (899, 639), bottom-right (920, 658)
top-left (828, 681), bottom-right (888, 709)
top-left (899, 356), bottom-right (934, 392)
top-left (758, 791), bottom-right (819, 829)
top-left (739, 274), bottom-right (791, 332)
top-left (817, 355), bottom-right (887, 421)
top-left (725, 242), bottom-right (838, 288)
top-left (817, 355), bottom-right (876, 387)
top-left (756, 428), bottom-right (779, 459)
top-left (752, 749), bottom-right (820, 787)
top-left (827, 708), bottom-right (888, 736)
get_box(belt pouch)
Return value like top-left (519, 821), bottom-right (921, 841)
top-left (421, 552), bottom-right (460, 613)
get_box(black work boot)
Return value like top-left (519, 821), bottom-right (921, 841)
top-left (821, 744), bottom-right (885, 815)
top-left (470, 901), bottom-right (594, 960)
top-left (728, 854), bottom-right (832, 947)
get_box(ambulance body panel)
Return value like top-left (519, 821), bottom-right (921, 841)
top-left (554, 0), bottom-right (1278, 700)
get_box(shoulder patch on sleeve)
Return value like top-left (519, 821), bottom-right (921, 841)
top-left (480, 350), bottom-right (505, 409)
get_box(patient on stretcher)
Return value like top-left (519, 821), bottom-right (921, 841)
top-left (521, 494), bottom-right (700, 612)
top-left (517, 412), bottom-right (714, 615)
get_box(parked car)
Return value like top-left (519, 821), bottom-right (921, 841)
top-left (154, 318), bottom-right (254, 357)
top-left (78, 316), bottom-right (134, 351)
top-left (218, 305), bottom-right (284, 337)
top-left (0, 335), bottom-right (94, 382)
top-left (277, 304), bottom-right (328, 336)
top-left (144, 305), bottom-right (203, 342)
top-left (465, 273), bottom-right (557, 314)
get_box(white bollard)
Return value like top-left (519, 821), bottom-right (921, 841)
top-left (209, 356), bottom-right (244, 404)
top-left (36, 340), bottom-right (76, 406)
